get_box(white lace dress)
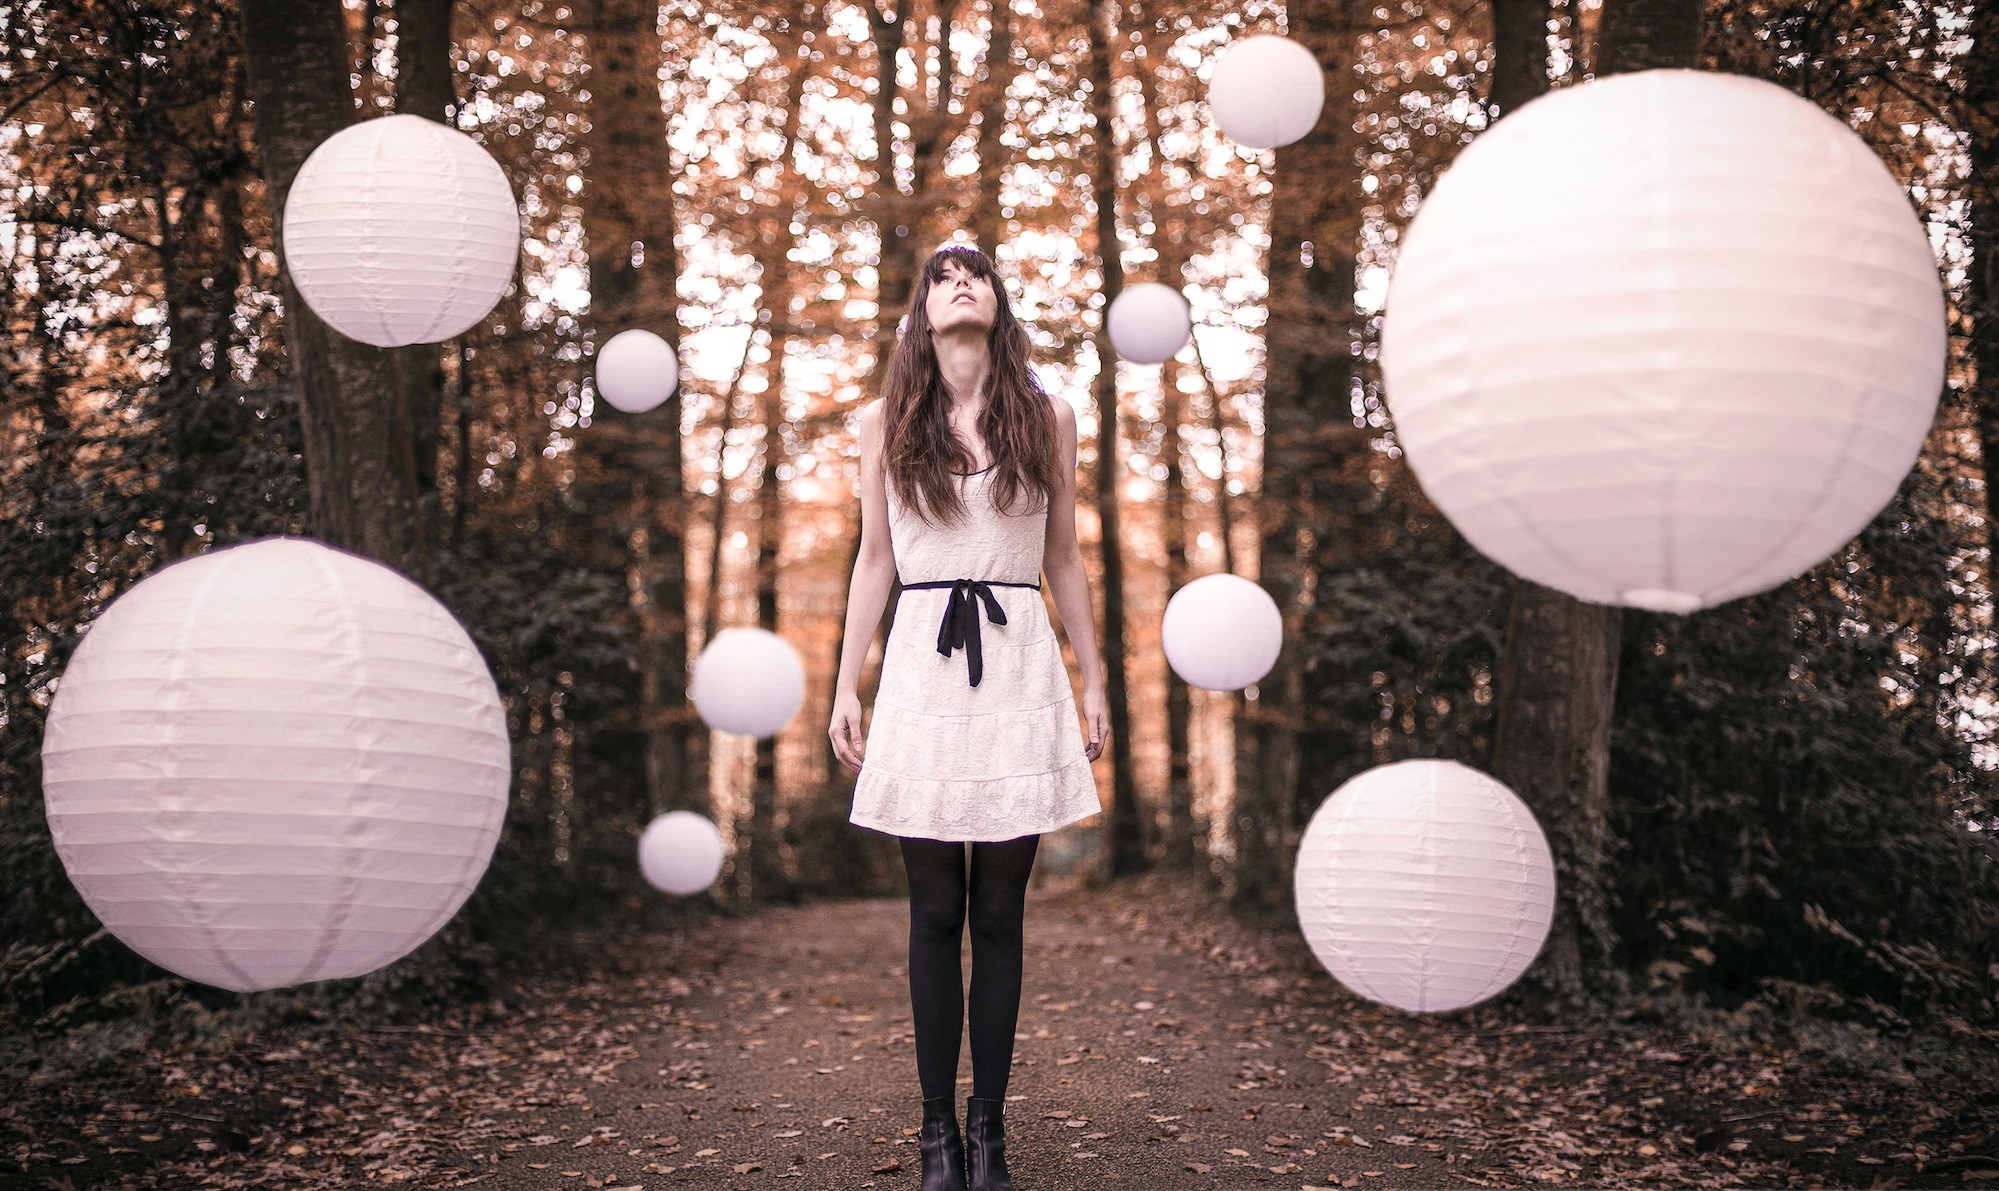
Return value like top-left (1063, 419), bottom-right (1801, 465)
top-left (848, 466), bottom-right (1103, 842)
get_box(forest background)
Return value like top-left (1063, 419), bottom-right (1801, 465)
top-left (3, 0), bottom-right (1997, 1068)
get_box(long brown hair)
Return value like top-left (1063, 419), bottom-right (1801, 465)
top-left (879, 244), bottom-right (1061, 526)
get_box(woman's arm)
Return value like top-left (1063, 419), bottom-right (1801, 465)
top-left (1041, 397), bottom-right (1109, 761)
top-left (830, 400), bottom-right (898, 773)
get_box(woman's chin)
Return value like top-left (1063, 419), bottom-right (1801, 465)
top-left (932, 312), bottom-right (994, 335)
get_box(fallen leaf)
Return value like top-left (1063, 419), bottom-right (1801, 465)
top-left (733, 1161), bottom-right (762, 1173)
top-left (872, 1158), bottom-right (902, 1173)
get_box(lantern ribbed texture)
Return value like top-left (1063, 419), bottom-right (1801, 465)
top-left (639, 811), bottom-right (727, 896)
top-left (282, 113), bottom-right (520, 348)
top-left (1107, 282), bottom-right (1193, 365)
top-left (690, 627), bottom-right (805, 739)
top-left (40, 538), bottom-right (511, 994)
top-left (1161, 572), bottom-right (1282, 691)
top-left (1293, 759), bottom-right (1555, 1013)
top-left (1379, 69), bottom-right (1947, 614)
top-left (1206, 35), bottom-right (1325, 150)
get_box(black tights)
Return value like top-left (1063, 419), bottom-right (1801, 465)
top-left (899, 834), bottom-right (1039, 1102)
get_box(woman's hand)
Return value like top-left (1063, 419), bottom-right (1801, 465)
top-left (829, 691), bottom-right (866, 774)
top-left (1081, 687), bottom-right (1109, 762)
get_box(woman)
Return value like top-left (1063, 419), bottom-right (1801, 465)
top-left (829, 243), bottom-right (1108, 1191)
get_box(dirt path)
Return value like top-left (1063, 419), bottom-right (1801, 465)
top-left (539, 880), bottom-right (1463, 1191)
top-left (7, 872), bottom-right (1990, 1189)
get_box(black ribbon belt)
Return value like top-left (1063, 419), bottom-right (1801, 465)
top-left (898, 578), bottom-right (1042, 687)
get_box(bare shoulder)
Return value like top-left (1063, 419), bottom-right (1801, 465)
top-left (1048, 394), bottom-right (1079, 470)
top-left (858, 398), bottom-right (887, 453)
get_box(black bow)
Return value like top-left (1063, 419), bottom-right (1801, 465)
top-left (935, 579), bottom-right (1009, 687)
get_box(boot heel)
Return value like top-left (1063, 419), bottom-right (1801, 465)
top-left (917, 1095), bottom-right (967, 1191)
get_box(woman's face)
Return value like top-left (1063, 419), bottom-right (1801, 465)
top-left (924, 257), bottom-right (997, 337)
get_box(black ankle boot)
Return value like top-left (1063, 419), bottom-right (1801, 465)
top-left (964, 1096), bottom-right (1016, 1191)
top-left (917, 1095), bottom-right (967, 1191)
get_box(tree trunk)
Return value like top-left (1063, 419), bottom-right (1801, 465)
top-left (1131, 17), bottom-right (1195, 867)
top-left (577, 0), bottom-right (695, 819)
top-left (1966, 0), bottom-right (1999, 583)
top-left (240, 0), bottom-right (426, 579)
top-left (1595, 0), bottom-right (1701, 74)
top-left (1188, 333), bottom-right (1238, 577)
top-left (1230, 0), bottom-right (1366, 913)
top-left (971, 2), bottom-right (1013, 257)
top-left (751, 276), bottom-right (798, 905)
top-left (1158, 355), bottom-right (1196, 867)
top-left (392, 0), bottom-right (455, 570)
top-left (394, 0), bottom-right (455, 122)
top-left (1489, 582), bottom-right (1622, 1006)
top-left (704, 336), bottom-right (754, 650)
top-left (1086, 0), bottom-right (1144, 879)
top-left (747, 27), bottom-right (818, 906)
top-left (867, 0), bottom-right (963, 391)
top-left (1483, 0), bottom-right (1698, 1008)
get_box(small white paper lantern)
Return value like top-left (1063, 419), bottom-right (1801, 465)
top-left (639, 811), bottom-right (727, 896)
top-left (1294, 759), bottom-right (1556, 1013)
top-left (40, 538), bottom-right (511, 994)
top-left (1206, 35), bottom-right (1325, 150)
top-left (595, 328), bottom-right (681, 414)
top-left (1107, 283), bottom-right (1193, 365)
top-left (282, 113), bottom-right (520, 348)
top-left (690, 627), bottom-right (805, 738)
top-left (1379, 69), bottom-right (1948, 614)
top-left (1161, 573), bottom-right (1282, 691)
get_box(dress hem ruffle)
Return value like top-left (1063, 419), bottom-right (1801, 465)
top-left (848, 799), bottom-right (1101, 843)
top-left (848, 754), bottom-right (1101, 841)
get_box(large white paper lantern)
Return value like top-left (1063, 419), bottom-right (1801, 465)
top-left (1379, 69), bottom-right (1948, 614)
top-left (1294, 760), bottom-right (1556, 1013)
top-left (639, 811), bottom-right (727, 896)
top-left (40, 538), bottom-right (511, 994)
top-left (282, 113), bottom-right (520, 348)
top-left (595, 328), bottom-right (681, 414)
top-left (1107, 283), bottom-right (1193, 365)
top-left (690, 627), bottom-right (805, 738)
top-left (1206, 35), bottom-right (1325, 150)
top-left (1161, 573), bottom-right (1282, 691)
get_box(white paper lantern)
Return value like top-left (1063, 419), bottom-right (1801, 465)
top-left (638, 811), bottom-right (727, 895)
top-left (282, 113), bottom-right (520, 348)
top-left (595, 329), bottom-right (681, 414)
top-left (1206, 35), bottom-right (1325, 150)
top-left (1107, 283), bottom-right (1193, 365)
top-left (1294, 760), bottom-right (1555, 1013)
top-left (1161, 573), bottom-right (1282, 691)
top-left (40, 538), bottom-right (511, 994)
top-left (1379, 69), bottom-right (1947, 614)
top-left (690, 627), bottom-right (805, 738)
